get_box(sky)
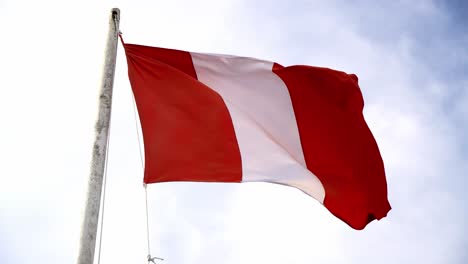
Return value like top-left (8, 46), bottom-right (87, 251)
top-left (0, 0), bottom-right (467, 263)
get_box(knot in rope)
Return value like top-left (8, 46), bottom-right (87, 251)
top-left (147, 254), bottom-right (164, 264)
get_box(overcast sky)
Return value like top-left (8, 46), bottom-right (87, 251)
top-left (0, 0), bottom-right (467, 263)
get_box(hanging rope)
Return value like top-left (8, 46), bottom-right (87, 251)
top-left (130, 78), bottom-right (163, 263)
top-left (96, 102), bottom-right (113, 264)
top-left (94, 13), bottom-right (122, 264)
top-left (144, 184), bottom-right (165, 264)
top-left (131, 96), bottom-right (144, 168)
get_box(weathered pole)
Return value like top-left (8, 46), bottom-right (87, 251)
top-left (77, 8), bottom-right (120, 264)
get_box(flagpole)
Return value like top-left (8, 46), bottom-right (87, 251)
top-left (77, 8), bottom-right (120, 264)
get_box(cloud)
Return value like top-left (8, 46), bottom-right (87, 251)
top-left (221, 0), bottom-right (468, 263)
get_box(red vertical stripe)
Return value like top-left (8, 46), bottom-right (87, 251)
top-left (124, 44), bottom-right (242, 183)
top-left (273, 63), bottom-right (391, 229)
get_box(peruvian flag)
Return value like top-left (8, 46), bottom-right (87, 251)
top-left (123, 42), bottom-right (391, 230)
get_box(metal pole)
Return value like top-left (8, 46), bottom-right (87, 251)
top-left (77, 8), bottom-right (120, 264)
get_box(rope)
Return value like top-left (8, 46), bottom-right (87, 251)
top-left (144, 184), bottom-right (152, 262)
top-left (130, 77), bottom-right (162, 263)
top-left (124, 30), bottom-right (163, 262)
top-left (97, 103), bottom-right (113, 264)
top-left (131, 93), bottom-right (145, 168)
top-left (96, 17), bottom-right (119, 263)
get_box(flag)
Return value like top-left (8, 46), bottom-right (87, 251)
top-left (122, 42), bottom-right (391, 230)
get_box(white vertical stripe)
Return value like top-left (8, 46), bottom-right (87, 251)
top-left (191, 53), bottom-right (325, 203)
